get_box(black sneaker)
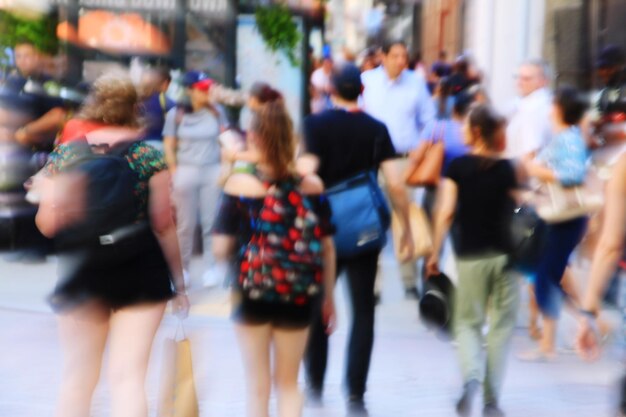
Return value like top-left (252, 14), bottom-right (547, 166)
top-left (483, 402), bottom-right (505, 417)
top-left (456, 379), bottom-right (480, 417)
top-left (404, 287), bottom-right (420, 300)
top-left (347, 395), bottom-right (368, 416)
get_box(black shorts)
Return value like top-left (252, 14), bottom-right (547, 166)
top-left (232, 293), bottom-right (316, 329)
top-left (50, 228), bottom-right (174, 311)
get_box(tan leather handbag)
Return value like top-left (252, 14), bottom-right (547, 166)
top-left (405, 122), bottom-right (445, 187)
top-left (532, 182), bottom-right (603, 224)
top-left (392, 203), bottom-right (433, 261)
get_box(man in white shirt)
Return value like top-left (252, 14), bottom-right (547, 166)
top-left (505, 60), bottom-right (552, 159)
top-left (362, 41), bottom-right (435, 154)
top-left (506, 60), bottom-right (552, 345)
top-left (361, 40), bottom-right (435, 297)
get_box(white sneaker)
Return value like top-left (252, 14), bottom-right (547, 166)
top-left (203, 263), bottom-right (228, 288)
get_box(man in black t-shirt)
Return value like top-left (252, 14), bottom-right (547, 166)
top-left (299, 63), bottom-right (413, 414)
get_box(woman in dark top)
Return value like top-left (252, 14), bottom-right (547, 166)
top-left (35, 74), bottom-right (189, 417)
top-left (213, 96), bottom-right (336, 417)
top-left (427, 105), bottom-right (518, 417)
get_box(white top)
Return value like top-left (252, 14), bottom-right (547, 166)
top-left (361, 67), bottom-right (435, 153)
top-left (505, 87), bottom-right (552, 159)
top-left (310, 67), bottom-right (332, 114)
top-left (311, 67), bottom-right (332, 91)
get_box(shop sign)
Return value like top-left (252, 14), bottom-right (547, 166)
top-left (48, 0), bottom-right (230, 15)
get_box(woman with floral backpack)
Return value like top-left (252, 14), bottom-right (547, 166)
top-left (212, 92), bottom-right (337, 417)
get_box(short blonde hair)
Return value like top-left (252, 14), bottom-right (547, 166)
top-left (79, 74), bottom-right (139, 127)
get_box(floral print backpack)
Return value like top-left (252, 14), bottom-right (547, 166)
top-left (239, 178), bottom-right (324, 305)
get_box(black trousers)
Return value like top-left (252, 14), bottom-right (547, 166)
top-left (304, 250), bottom-right (380, 398)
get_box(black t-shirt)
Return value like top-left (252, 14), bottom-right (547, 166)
top-left (445, 155), bottom-right (517, 257)
top-left (303, 109), bottom-right (397, 187)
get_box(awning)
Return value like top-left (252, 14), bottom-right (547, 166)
top-left (57, 10), bottom-right (171, 55)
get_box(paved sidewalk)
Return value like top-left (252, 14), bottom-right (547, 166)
top-left (0, 252), bottom-right (621, 417)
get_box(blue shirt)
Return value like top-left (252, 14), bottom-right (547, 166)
top-left (537, 127), bottom-right (588, 186)
top-left (361, 67), bottom-right (435, 153)
top-left (141, 92), bottom-right (175, 141)
top-left (420, 119), bottom-right (469, 174)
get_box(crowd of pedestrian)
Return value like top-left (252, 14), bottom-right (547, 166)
top-left (1, 32), bottom-right (626, 417)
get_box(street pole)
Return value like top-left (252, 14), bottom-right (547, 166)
top-left (65, 0), bottom-right (82, 82)
top-left (172, 0), bottom-right (187, 70)
top-left (225, 0), bottom-right (238, 88)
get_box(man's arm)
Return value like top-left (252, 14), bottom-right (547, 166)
top-left (380, 159), bottom-right (414, 261)
top-left (296, 116), bottom-right (323, 176)
top-left (416, 76), bottom-right (436, 132)
top-left (15, 107), bottom-right (67, 147)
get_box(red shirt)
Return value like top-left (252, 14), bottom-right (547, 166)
top-left (57, 119), bottom-right (107, 145)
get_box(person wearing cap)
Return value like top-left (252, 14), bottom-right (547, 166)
top-left (591, 45), bottom-right (626, 147)
top-left (361, 39), bottom-right (436, 299)
top-left (163, 71), bottom-right (224, 288)
top-left (300, 63), bottom-right (413, 415)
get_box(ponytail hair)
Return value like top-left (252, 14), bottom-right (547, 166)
top-left (249, 82), bottom-right (284, 105)
top-left (467, 104), bottom-right (505, 150)
top-left (250, 99), bottom-right (295, 179)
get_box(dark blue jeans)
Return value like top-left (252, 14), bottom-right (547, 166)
top-left (304, 251), bottom-right (379, 398)
top-left (534, 217), bottom-right (587, 319)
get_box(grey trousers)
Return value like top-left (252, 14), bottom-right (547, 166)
top-left (172, 164), bottom-right (222, 272)
top-left (454, 254), bottom-right (519, 404)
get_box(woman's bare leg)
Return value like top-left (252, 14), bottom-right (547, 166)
top-left (273, 327), bottom-right (310, 417)
top-left (108, 302), bottom-right (166, 417)
top-left (54, 301), bottom-right (110, 417)
top-left (236, 323), bottom-right (272, 417)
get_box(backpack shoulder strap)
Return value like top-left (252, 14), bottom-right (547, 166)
top-left (159, 92), bottom-right (168, 114)
top-left (175, 107), bottom-right (185, 128)
top-left (103, 140), bottom-right (141, 157)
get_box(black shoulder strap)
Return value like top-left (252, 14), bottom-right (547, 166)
top-left (371, 123), bottom-right (384, 172)
top-left (97, 140), bottom-right (140, 157)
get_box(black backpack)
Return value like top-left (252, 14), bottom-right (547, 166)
top-left (54, 140), bottom-right (142, 250)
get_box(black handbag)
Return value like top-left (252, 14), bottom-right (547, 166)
top-left (419, 272), bottom-right (455, 334)
top-left (508, 205), bottom-right (547, 275)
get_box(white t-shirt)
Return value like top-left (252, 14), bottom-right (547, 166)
top-left (310, 68), bottom-right (332, 114)
top-left (505, 88), bottom-right (552, 158)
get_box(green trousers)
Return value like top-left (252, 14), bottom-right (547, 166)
top-left (454, 254), bottom-right (519, 404)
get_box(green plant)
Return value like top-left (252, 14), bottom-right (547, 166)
top-left (255, 3), bottom-right (301, 67)
top-left (0, 11), bottom-right (58, 55)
